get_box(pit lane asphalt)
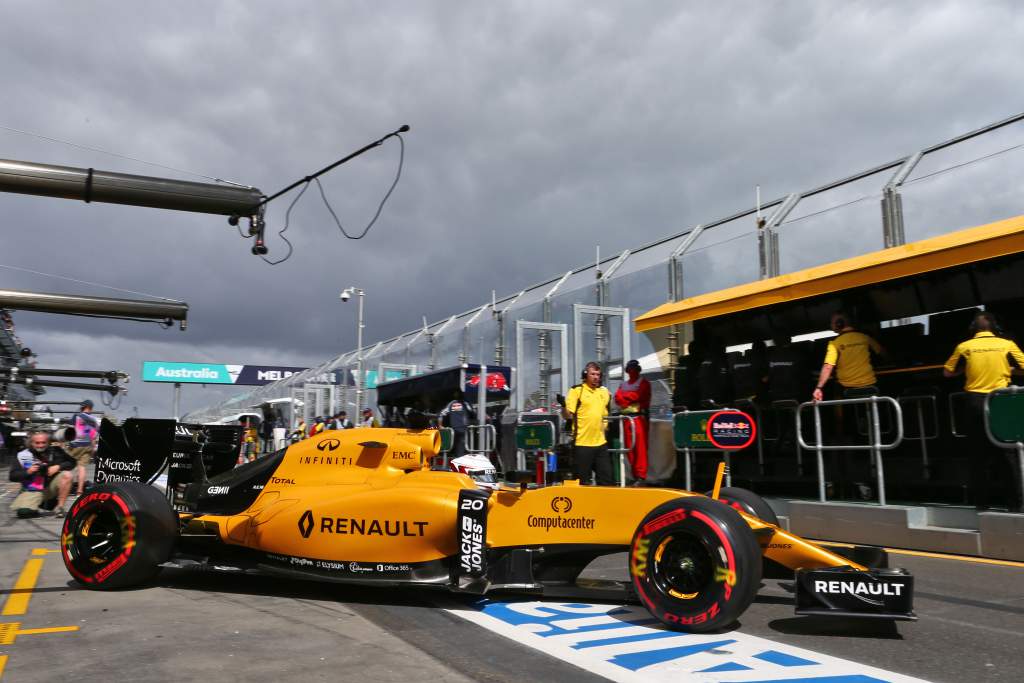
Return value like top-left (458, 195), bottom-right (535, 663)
top-left (2, 508), bottom-right (1022, 683)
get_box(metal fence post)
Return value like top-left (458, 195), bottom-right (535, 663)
top-left (813, 404), bottom-right (825, 502)
top-left (870, 397), bottom-right (887, 506)
top-left (798, 396), bottom-right (903, 505)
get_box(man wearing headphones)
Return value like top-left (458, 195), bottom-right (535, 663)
top-left (561, 361), bottom-right (613, 485)
top-left (944, 311), bottom-right (1024, 511)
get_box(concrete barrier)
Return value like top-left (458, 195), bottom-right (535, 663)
top-left (767, 499), bottom-right (1024, 561)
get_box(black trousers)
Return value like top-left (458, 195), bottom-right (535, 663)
top-left (572, 444), bottom-right (614, 486)
top-left (964, 392), bottom-right (1023, 510)
top-left (451, 431), bottom-right (466, 460)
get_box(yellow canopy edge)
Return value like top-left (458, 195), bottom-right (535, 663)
top-left (634, 213), bottom-right (1024, 333)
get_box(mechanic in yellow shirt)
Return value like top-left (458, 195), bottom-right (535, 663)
top-left (943, 312), bottom-right (1024, 511)
top-left (811, 312), bottom-right (884, 500)
top-left (561, 361), bottom-right (613, 485)
top-left (812, 311), bottom-right (884, 402)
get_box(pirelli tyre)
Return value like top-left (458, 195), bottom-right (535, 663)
top-left (61, 483), bottom-right (178, 590)
top-left (630, 496), bottom-right (762, 632)
top-left (705, 486), bottom-right (780, 526)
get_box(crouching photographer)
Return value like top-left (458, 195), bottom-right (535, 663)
top-left (9, 430), bottom-right (74, 519)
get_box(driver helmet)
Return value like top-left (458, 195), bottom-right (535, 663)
top-left (449, 454), bottom-right (498, 490)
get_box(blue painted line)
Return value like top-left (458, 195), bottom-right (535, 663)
top-left (571, 628), bottom-right (682, 650)
top-left (608, 638), bottom-right (737, 671)
top-left (754, 649), bottom-right (818, 667)
top-left (737, 676), bottom-right (895, 683)
top-left (477, 600), bottom-right (633, 627)
top-left (697, 661), bottom-right (752, 672)
top-left (536, 619), bottom-right (660, 638)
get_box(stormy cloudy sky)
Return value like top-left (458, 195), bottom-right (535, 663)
top-left (2, 1), bottom-right (1023, 419)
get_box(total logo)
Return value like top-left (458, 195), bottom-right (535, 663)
top-left (550, 496), bottom-right (573, 514)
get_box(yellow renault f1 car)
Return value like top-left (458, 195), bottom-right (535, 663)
top-left (61, 422), bottom-right (915, 632)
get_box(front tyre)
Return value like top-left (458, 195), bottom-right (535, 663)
top-left (705, 486), bottom-right (780, 526)
top-left (630, 496), bottom-right (761, 632)
top-left (61, 483), bottom-right (178, 590)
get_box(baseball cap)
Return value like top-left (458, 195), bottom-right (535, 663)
top-left (80, 399), bottom-right (94, 409)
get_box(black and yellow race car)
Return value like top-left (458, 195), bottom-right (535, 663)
top-left (61, 420), bottom-right (915, 632)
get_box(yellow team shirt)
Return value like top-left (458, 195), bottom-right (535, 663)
top-left (944, 331), bottom-right (1024, 394)
top-left (565, 383), bottom-right (610, 447)
top-left (824, 331), bottom-right (881, 388)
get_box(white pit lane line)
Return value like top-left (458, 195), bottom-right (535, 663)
top-left (444, 599), bottom-right (932, 683)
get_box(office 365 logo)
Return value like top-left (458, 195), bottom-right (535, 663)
top-left (298, 510), bottom-right (314, 538)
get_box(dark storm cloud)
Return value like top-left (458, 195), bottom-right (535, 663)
top-left (2, 0), bottom-right (1023, 417)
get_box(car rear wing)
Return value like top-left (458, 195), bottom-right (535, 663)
top-left (94, 418), bottom-right (243, 492)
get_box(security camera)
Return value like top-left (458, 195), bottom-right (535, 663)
top-left (340, 290), bottom-right (351, 302)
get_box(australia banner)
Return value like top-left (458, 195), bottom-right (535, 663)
top-left (142, 361), bottom-right (316, 386)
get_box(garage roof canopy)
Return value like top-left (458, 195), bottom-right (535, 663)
top-left (634, 213), bottom-right (1024, 333)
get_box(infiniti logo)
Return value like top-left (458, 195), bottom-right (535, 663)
top-left (317, 438), bottom-right (341, 452)
top-left (551, 496), bottom-right (573, 514)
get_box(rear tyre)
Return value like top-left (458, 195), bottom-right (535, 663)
top-left (630, 496), bottom-right (761, 632)
top-left (704, 486), bottom-right (779, 526)
top-left (61, 483), bottom-right (178, 590)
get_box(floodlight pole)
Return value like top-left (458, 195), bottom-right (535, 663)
top-left (342, 287), bottom-right (366, 420)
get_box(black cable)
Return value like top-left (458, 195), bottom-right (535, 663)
top-left (314, 133), bottom-right (405, 240)
top-left (44, 311), bottom-right (174, 327)
top-left (257, 129), bottom-right (406, 264)
top-left (259, 180), bottom-right (309, 266)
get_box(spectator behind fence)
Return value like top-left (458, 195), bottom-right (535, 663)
top-left (69, 399), bottom-right (99, 497)
top-left (944, 311), bottom-right (1024, 511)
top-left (358, 408), bottom-right (381, 428)
top-left (561, 361), bottom-right (613, 486)
top-left (439, 392), bottom-right (476, 459)
top-left (9, 431), bottom-right (74, 518)
top-left (331, 411), bottom-right (354, 430)
top-left (291, 418), bottom-right (306, 442)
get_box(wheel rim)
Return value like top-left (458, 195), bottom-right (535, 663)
top-left (69, 507), bottom-right (124, 572)
top-left (652, 533), bottom-right (714, 600)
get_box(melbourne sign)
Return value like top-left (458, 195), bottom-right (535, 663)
top-left (142, 361), bottom-right (310, 386)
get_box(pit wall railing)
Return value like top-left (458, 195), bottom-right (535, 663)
top-left (182, 113), bottom-right (1024, 511)
top-left (672, 408), bottom-right (746, 491)
top-left (986, 386), bottom-right (1024, 508)
top-left (796, 396), bottom-right (904, 505)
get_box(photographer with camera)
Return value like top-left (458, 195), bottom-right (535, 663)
top-left (9, 430), bottom-right (75, 519)
top-left (560, 361), bottom-right (613, 486)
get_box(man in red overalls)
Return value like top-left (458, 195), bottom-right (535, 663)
top-left (614, 359), bottom-right (651, 483)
